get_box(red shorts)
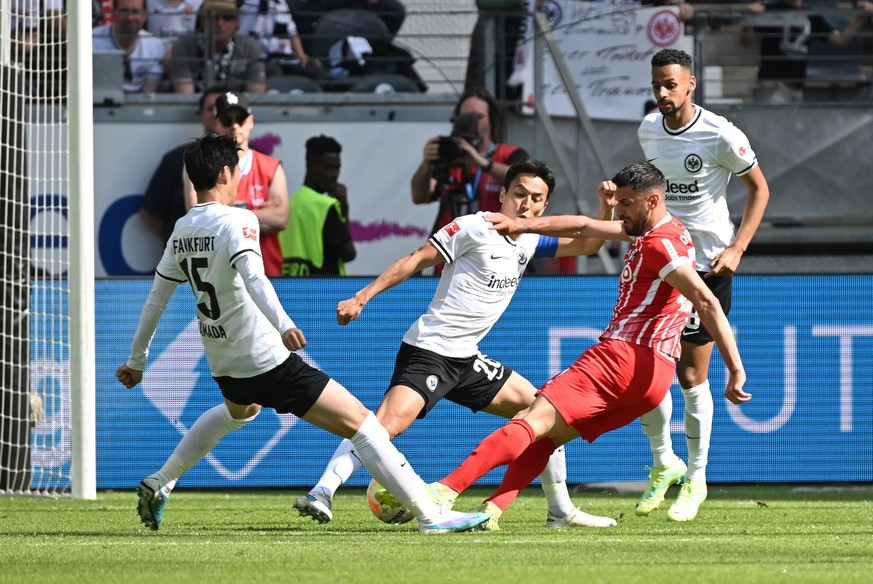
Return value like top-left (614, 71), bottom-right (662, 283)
top-left (537, 339), bottom-right (675, 443)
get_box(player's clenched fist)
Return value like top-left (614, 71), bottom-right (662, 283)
top-left (596, 180), bottom-right (618, 207)
top-left (337, 296), bottom-right (366, 325)
top-left (282, 328), bottom-right (307, 351)
top-left (115, 364), bottom-right (143, 389)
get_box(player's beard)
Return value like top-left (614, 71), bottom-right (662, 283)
top-left (659, 92), bottom-right (690, 120)
top-left (620, 214), bottom-right (646, 237)
top-left (658, 100), bottom-right (679, 118)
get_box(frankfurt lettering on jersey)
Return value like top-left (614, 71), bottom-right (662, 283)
top-left (172, 236), bottom-right (216, 255)
top-left (148, 203), bottom-right (294, 378)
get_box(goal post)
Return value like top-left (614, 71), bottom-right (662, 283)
top-left (0, 0), bottom-right (95, 498)
top-left (68, 0), bottom-right (96, 501)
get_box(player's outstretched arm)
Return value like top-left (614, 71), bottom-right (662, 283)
top-left (123, 273), bottom-right (179, 381)
top-left (337, 242), bottom-right (443, 325)
top-left (486, 211), bottom-right (626, 241)
top-left (664, 263), bottom-right (750, 404)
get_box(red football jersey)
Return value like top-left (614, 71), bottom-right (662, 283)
top-left (600, 215), bottom-right (695, 359)
top-left (236, 150), bottom-right (283, 276)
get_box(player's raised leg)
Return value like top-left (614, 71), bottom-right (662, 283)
top-left (302, 379), bottom-right (488, 533)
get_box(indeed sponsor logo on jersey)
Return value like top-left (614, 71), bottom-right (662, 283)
top-left (486, 273), bottom-right (520, 290)
top-left (665, 179), bottom-right (702, 201)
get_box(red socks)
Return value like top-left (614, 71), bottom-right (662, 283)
top-left (442, 419), bottom-right (537, 494)
top-left (486, 436), bottom-right (557, 510)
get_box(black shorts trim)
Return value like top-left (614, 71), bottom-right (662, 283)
top-left (682, 272), bottom-right (732, 346)
top-left (214, 353), bottom-right (330, 417)
top-left (389, 342), bottom-right (513, 419)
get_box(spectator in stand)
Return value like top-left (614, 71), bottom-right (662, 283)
top-left (287, 0), bottom-right (406, 55)
top-left (411, 88), bottom-right (530, 273)
top-left (146, 0), bottom-right (204, 56)
top-left (167, 0), bottom-right (267, 94)
top-left (741, 0), bottom-right (866, 104)
top-left (140, 85), bottom-right (226, 245)
top-left (238, 0), bottom-right (324, 79)
top-left (92, 0), bottom-right (166, 93)
top-left (185, 90), bottom-right (289, 276)
top-left (279, 135), bottom-right (355, 276)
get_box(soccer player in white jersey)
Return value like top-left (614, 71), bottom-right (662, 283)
top-left (636, 48), bottom-right (770, 521)
top-left (429, 161), bottom-right (750, 523)
top-left (294, 159), bottom-right (620, 530)
top-left (116, 134), bottom-right (490, 534)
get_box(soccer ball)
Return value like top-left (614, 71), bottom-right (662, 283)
top-left (366, 479), bottom-right (415, 524)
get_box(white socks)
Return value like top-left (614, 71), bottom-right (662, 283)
top-left (539, 445), bottom-right (577, 517)
top-left (640, 381), bottom-right (713, 482)
top-left (310, 439), bottom-right (364, 500)
top-left (641, 390), bottom-right (675, 467)
top-left (349, 412), bottom-right (441, 524)
top-left (682, 380), bottom-right (713, 483)
top-left (153, 403), bottom-right (257, 492)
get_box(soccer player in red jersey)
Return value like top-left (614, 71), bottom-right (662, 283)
top-left (429, 160), bottom-right (751, 529)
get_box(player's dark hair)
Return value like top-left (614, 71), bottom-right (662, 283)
top-left (651, 48), bottom-right (693, 71)
top-left (505, 158), bottom-right (556, 199)
top-left (612, 161), bottom-right (666, 196)
top-left (454, 87), bottom-right (500, 142)
top-left (305, 135), bottom-right (342, 166)
top-left (184, 133), bottom-right (241, 192)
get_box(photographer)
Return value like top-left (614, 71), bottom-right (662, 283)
top-left (411, 88), bottom-right (530, 243)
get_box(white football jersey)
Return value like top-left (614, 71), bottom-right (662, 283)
top-left (638, 105), bottom-right (757, 270)
top-left (403, 212), bottom-right (555, 358)
top-left (129, 202), bottom-right (294, 378)
top-left (92, 24), bottom-right (165, 93)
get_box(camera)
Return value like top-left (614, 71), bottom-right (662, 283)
top-left (435, 112), bottom-right (483, 164)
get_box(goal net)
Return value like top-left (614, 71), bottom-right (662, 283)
top-left (0, 0), bottom-right (94, 498)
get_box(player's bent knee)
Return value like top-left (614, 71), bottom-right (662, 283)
top-left (225, 400), bottom-right (260, 420)
top-left (376, 412), bottom-right (416, 439)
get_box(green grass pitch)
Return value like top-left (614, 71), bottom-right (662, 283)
top-left (1, 485), bottom-right (872, 583)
